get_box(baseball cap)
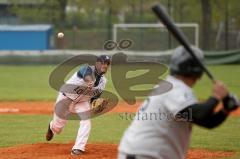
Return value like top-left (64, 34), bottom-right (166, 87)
top-left (96, 55), bottom-right (111, 65)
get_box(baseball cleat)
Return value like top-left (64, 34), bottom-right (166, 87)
top-left (71, 149), bottom-right (84, 156)
top-left (45, 123), bottom-right (54, 141)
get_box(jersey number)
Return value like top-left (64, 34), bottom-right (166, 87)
top-left (74, 86), bottom-right (84, 95)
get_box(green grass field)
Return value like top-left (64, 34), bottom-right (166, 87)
top-left (0, 64), bottom-right (240, 158)
top-left (0, 114), bottom-right (240, 150)
top-left (0, 114), bottom-right (240, 158)
top-left (0, 64), bottom-right (239, 101)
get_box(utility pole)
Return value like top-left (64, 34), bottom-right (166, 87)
top-left (139, 0), bottom-right (143, 50)
top-left (107, 0), bottom-right (112, 40)
top-left (167, 0), bottom-right (172, 49)
top-left (225, 0), bottom-right (229, 50)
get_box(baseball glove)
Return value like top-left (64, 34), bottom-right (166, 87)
top-left (91, 98), bottom-right (109, 114)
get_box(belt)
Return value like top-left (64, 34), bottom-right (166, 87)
top-left (62, 93), bottom-right (74, 101)
top-left (126, 155), bottom-right (135, 159)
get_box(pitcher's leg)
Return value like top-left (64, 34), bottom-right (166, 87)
top-left (50, 112), bottom-right (68, 134)
top-left (71, 101), bottom-right (91, 151)
top-left (72, 119), bottom-right (91, 151)
top-left (46, 93), bottom-right (72, 141)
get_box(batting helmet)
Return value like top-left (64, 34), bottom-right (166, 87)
top-left (169, 46), bottom-right (204, 76)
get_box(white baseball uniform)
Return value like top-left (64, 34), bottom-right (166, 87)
top-left (118, 75), bottom-right (197, 159)
top-left (50, 65), bottom-right (107, 151)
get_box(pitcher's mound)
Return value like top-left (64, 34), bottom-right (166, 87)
top-left (0, 143), bottom-right (234, 159)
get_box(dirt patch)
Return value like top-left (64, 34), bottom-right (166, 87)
top-left (0, 101), bottom-right (54, 115)
top-left (187, 148), bottom-right (234, 159)
top-left (0, 101), bottom-right (140, 115)
top-left (0, 143), bottom-right (117, 159)
top-left (0, 101), bottom-right (240, 116)
top-left (0, 143), bottom-right (234, 159)
top-left (230, 109), bottom-right (240, 116)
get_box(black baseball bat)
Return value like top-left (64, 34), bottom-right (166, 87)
top-left (152, 5), bottom-right (215, 81)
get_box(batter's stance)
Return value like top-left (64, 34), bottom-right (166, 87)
top-left (118, 46), bottom-right (238, 159)
top-left (46, 55), bottom-right (111, 156)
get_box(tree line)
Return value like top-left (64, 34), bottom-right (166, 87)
top-left (8, 0), bottom-right (240, 50)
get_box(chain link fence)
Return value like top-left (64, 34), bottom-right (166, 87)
top-left (0, 0), bottom-right (239, 51)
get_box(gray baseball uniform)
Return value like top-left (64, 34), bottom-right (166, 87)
top-left (118, 75), bottom-right (197, 159)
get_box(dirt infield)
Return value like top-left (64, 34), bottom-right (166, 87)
top-left (0, 143), bottom-right (234, 159)
top-left (0, 101), bottom-right (140, 114)
top-left (0, 101), bottom-right (240, 116)
top-left (0, 101), bottom-right (238, 159)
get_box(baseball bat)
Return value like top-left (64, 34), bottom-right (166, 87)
top-left (152, 5), bottom-right (215, 82)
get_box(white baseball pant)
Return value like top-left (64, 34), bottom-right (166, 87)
top-left (50, 93), bottom-right (91, 151)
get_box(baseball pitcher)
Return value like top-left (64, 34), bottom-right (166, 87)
top-left (118, 46), bottom-right (239, 159)
top-left (46, 55), bottom-right (111, 156)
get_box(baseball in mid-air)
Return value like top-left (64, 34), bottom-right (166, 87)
top-left (57, 32), bottom-right (64, 38)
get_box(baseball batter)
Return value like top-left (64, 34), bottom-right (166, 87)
top-left (118, 46), bottom-right (239, 159)
top-left (45, 55), bottom-right (111, 156)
